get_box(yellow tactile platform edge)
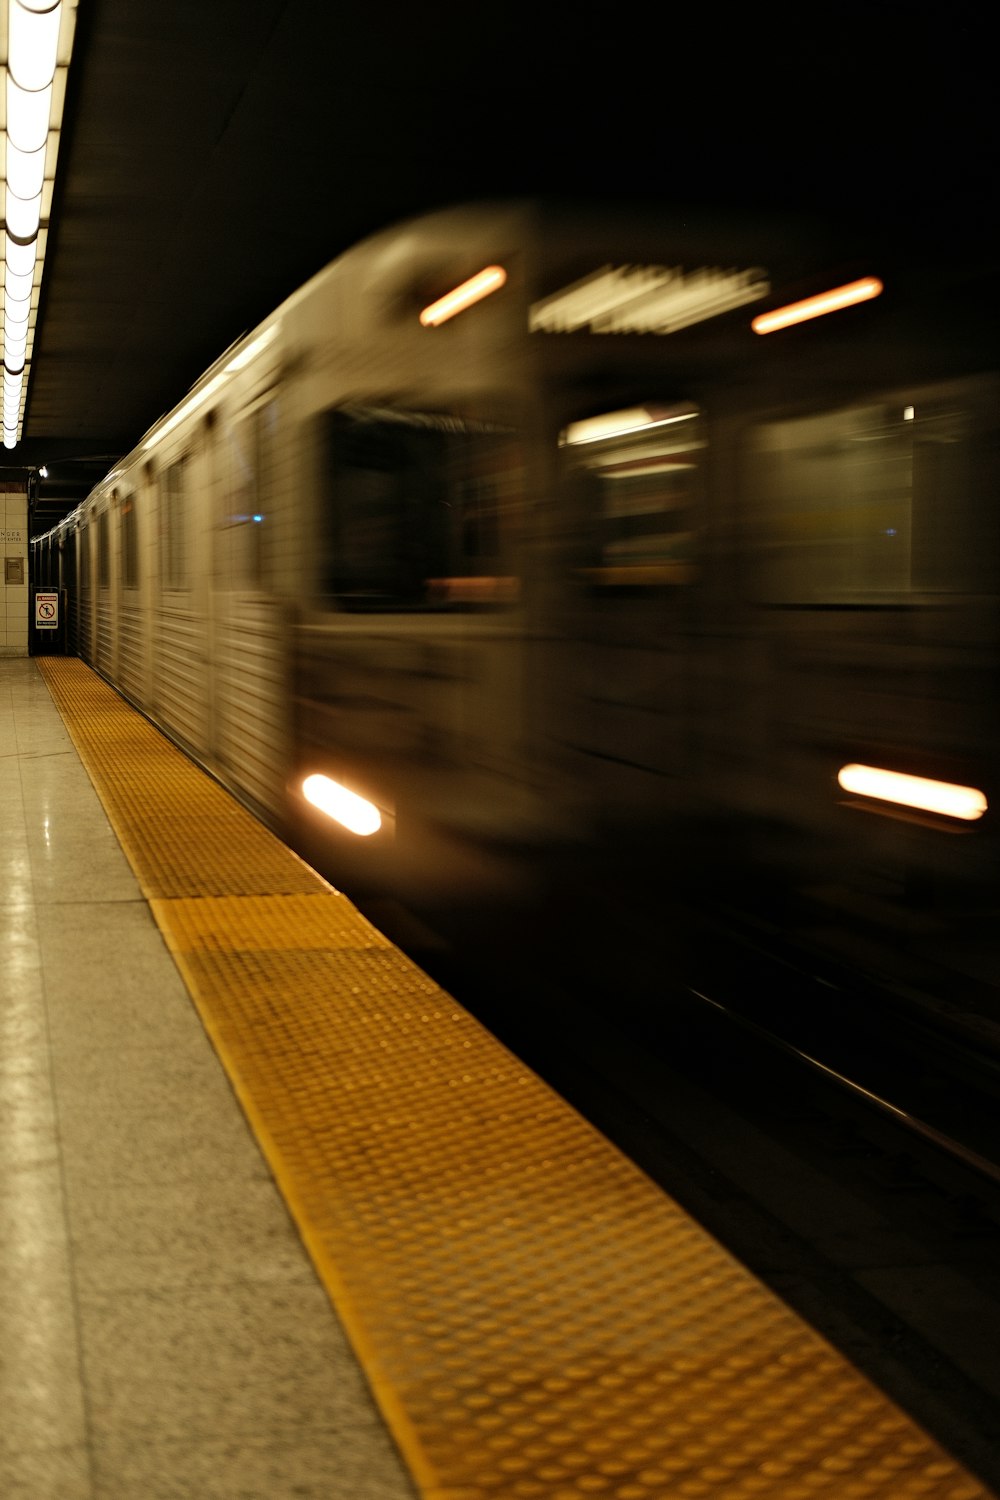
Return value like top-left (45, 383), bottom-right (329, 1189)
top-left (38, 657), bottom-right (996, 1500)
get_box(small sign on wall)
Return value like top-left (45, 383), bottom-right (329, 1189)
top-left (35, 591), bottom-right (59, 628)
top-left (1, 529), bottom-right (25, 543)
top-left (5, 557), bottom-right (24, 585)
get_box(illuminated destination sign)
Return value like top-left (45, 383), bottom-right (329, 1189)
top-left (529, 264), bottom-right (769, 335)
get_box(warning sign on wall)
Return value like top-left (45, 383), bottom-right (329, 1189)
top-left (35, 592), bottom-right (59, 629)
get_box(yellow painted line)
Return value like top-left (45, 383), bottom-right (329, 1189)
top-left (38, 657), bottom-right (995, 1500)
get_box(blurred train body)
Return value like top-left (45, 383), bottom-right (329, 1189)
top-left (33, 203), bottom-right (1000, 1006)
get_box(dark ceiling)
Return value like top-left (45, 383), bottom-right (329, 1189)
top-left (12, 0), bottom-right (996, 527)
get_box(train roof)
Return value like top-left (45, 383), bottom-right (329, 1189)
top-left (29, 198), bottom-right (995, 546)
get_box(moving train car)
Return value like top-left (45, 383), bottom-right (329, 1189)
top-left (32, 202), bottom-right (1000, 1017)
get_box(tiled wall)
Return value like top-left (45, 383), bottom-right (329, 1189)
top-left (1, 481), bottom-right (29, 657)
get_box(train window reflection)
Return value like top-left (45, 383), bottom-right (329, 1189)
top-left (163, 458), bottom-right (187, 590)
top-left (218, 401), bottom-right (277, 592)
top-left (97, 509), bottom-right (110, 588)
top-left (560, 402), bottom-right (703, 588)
top-left (746, 378), bottom-right (997, 601)
top-left (121, 494), bottom-right (138, 588)
top-left (321, 406), bottom-right (520, 611)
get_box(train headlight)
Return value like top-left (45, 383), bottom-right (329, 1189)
top-left (301, 774), bottom-right (382, 836)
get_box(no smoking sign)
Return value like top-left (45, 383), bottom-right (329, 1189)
top-left (35, 592), bottom-right (59, 629)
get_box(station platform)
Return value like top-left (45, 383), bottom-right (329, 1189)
top-left (2, 654), bottom-right (995, 1500)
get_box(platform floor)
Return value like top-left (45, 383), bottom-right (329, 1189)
top-left (0, 659), bottom-right (415, 1498)
top-left (2, 655), bottom-right (996, 1499)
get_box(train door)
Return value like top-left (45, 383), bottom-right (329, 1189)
top-left (151, 442), bottom-right (210, 756)
top-left (305, 405), bottom-right (530, 877)
top-left (94, 498), bottom-right (116, 679)
top-left (208, 395), bottom-right (289, 822)
top-left (61, 527), bottom-right (79, 654)
top-left (117, 485), bottom-right (146, 704)
top-left (77, 510), bottom-right (95, 662)
top-left (133, 461), bottom-right (157, 709)
top-left (549, 400), bottom-right (705, 857)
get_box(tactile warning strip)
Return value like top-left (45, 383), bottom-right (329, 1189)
top-left (38, 657), bottom-right (995, 1500)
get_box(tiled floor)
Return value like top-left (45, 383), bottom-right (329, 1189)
top-left (0, 659), bottom-right (416, 1499)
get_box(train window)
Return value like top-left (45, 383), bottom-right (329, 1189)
top-left (559, 403), bottom-right (703, 588)
top-left (218, 402), bottom-right (277, 591)
top-left (121, 494), bottom-right (138, 588)
top-left (320, 406), bottom-right (520, 610)
top-left (163, 459), bottom-right (187, 590)
top-left (746, 379), bottom-right (998, 602)
top-left (98, 510), bottom-right (110, 588)
top-left (80, 524), bottom-right (91, 587)
top-left (257, 400), bottom-right (278, 590)
top-left (63, 532), bottom-right (76, 594)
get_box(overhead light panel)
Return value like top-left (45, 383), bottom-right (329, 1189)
top-left (7, 0), bottom-right (60, 90)
top-left (2, 0), bottom-right (79, 449)
top-left (6, 141), bottom-right (45, 198)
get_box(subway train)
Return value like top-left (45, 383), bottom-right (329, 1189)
top-left (32, 201), bottom-right (1000, 1020)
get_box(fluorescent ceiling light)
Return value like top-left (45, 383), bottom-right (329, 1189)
top-left (2, 0), bottom-right (77, 447)
top-left (6, 141), bottom-right (46, 199)
top-left (4, 188), bottom-right (43, 241)
top-left (5, 265), bottom-right (34, 299)
top-left (7, 0), bottom-right (60, 90)
top-left (5, 236), bottom-right (37, 276)
top-left (5, 74), bottom-right (52, 152)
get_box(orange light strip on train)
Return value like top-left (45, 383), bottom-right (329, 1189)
top-left (419, 266), bottom-right (507, 326)
top-left (752, 277), bottom-right (883, 334)
top-left (302, 774), bottom-right (382, 836)
top-left (837, 763), bottom-right (987, 821)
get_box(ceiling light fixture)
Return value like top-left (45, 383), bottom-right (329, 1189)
top-left (1, 0), bottom-right (78, 450)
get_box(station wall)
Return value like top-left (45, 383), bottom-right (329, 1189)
top-left (1, 482), bottom-right (28, 657)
